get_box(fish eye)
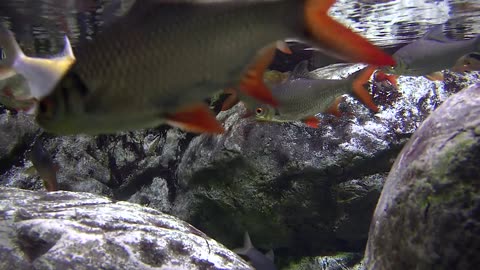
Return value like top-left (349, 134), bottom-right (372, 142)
top-left (255, 108), bottom-right (263, 115)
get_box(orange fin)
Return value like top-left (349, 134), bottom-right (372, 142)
top-left (303, 116), bottom-right (320, 128)
top-left (304, 0), bottom-right (395, 66)
top-left (326, 96), bottom-right (343, 117)
top-left (352, 66), bottom-right (379, 113)
top-left (425, 72), bottom-right (444, 81)
top-left (221, 89), bottom-right (240, 111)
top-left (44, 177), bottom-right (58, 192)
top-left (276, 41), bottom-right (292, 54)
top-left (375, 71), bottom-right (398, 87)
top-left (239, 44), bottom-right (278, 107)
top-left (166, 104), bottom-right (224, 134)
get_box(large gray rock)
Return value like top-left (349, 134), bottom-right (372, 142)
top-left (365, 83), bottom-right (480, 270)
top-left (0, 187), bottom-right (252, 270)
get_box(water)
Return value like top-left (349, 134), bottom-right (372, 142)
top-left (0, 0), bottom-right (479, 62)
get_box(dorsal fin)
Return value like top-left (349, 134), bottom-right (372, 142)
top-left (233, 232), bottom-right (254, 256)
top-left (61, 35), bottom-right (75, 60)
top-left (289, 60), bottom-right (315, 79)
top-left (265, 250), bottom-right (275, 261)
top-left (423, 25), bottom-right (450, 42)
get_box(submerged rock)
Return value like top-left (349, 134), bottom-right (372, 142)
top-left (0, 112), bottom-right (38, 178)
top-left (286, 252), bottom-right (364, 270)
top-left (365, 83), bottom-right (480, 270)
top-left (172, 72), bottom-right (478, 256)
top-left (0, 187), bottom-right (252, 270)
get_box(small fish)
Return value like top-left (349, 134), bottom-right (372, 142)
top-left (33, 0), bottom-right (394, 135)
top-left (0, 25), bottom-right (75, 100)
top-left (378, 25), bottom-right (480, 84)
top-left (27, 140), bottom-right (59, 192)
top-left (247, 61), bottom-right (377, 128)
top-left (234, 232), bottom-right (277, 270)
top-left (451, 52), bottom-right (480, 72)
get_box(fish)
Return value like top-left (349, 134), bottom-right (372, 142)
top-left (451, 52), bottom-right (480, 72)
top-left (0, 26), bottom-right (76, 100)
top-left (0, 70), bottom-right (37, 112)
top-left (377, 24), bottom-right (480, 85)
top-left (234, 232), bottom-right (277, 270)
top-left (27, 140), bottom-right (59, 192)
top-left (32, 0), bottom-right (394, 135)
top-left (246, 61), bottom-right (378, 128)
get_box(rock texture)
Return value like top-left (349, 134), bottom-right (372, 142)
top-left (0, 127), bottom-right (195, 213)
top-left (365, 83), bottom-right (480, 270)
top-left (0, 187), bottom-right (252, 270)
top-left (0, 111), bottom-right (39, 178)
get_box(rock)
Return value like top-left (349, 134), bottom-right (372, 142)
top-left (0, 187), bottom-right (252, 270)
top-left (0, 126), bottom-right (195, 209)
top-left (285, 252), bottom-right (364, 270)
top-left (365, 83), bottom-right (480, 270)
top-left (173, 71), bottom-right (478, 261)
top-left (0, 111), bottom-right (39, 176)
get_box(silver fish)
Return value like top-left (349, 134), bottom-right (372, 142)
top-left (234, 232), bottom-right (277, 270)
top-left (385, 25), bottom-right (480, 77)
top-left (0, 26), bottom-right (75, 100)
top-left (249, 61), bottom-right (378, 127)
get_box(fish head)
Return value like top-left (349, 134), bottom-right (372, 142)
top-left (452, 53), bottom-right (480, 72)
top-left (253, 104), bottom-right (276, 122)
top-left (35, 71), bottom-right (91, 134)
top-left (381, 56), bottom-right (407, 75)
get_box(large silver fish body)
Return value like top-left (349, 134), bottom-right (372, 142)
top-left (387, 25), bottom-right (480, 76)
top-left (35, 0), bottom-right (394, 135)
top-left (36, 1), bottom-right (305, 134)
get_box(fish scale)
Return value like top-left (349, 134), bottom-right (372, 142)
top-left (248, 62), bottom-right (377, 125)
top-left (36, 1), bottom-right (300, 134)
top-left (26, 0), bottom-right (394, 135)
top-left (273, 78), bottom-right (353, 119)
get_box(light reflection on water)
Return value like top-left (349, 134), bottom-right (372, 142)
top-left (0, 0), bottom-right (478, 56)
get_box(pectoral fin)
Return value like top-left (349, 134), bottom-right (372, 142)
top-left (239, 44), bottom-right (278, 107)
top-left (166, 104), bottom-right (224, 134)
top-left (425, 72), bottom-right (444, 81)
top-left (303, 116), bottom-right (320, 128)
top-left (326, 96), bottom-right (344, 117)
